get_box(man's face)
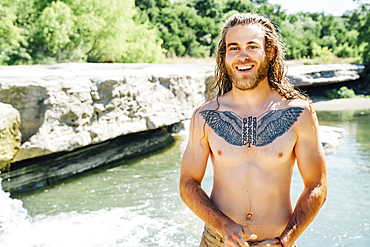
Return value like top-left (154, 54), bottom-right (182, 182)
top-left (224, 24), bottom-right (269, 91)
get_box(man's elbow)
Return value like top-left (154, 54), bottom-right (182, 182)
top-left (179, 176), bottom-right (199, 204)
top-left (314, 178), bottom-right (328, 207)
top-left (179, 177), bottom-right (187, 203)
top-left (307, 178), bottom-right (327, 207)
top-left (321, 179), bottom-right (328, 206)
top-left (179, 176), bottom-right (191, 203)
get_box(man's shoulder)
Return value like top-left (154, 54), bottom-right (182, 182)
top-left (284, 98), bottom-right (310, 108)
top-left (189, 100), bottom-right (218, 130)
top-left (284, 99), bottom-right (317, 130)
top-left (194, 99), bottom-right (220, 115)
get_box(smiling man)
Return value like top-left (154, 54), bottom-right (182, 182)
top-left (179, 13), bottom-right (327, 247)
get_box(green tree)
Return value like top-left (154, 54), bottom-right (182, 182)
top-left (357, 2), bottom-right (370, 62)
top-left (152, 1), bottom-right (218, 57)
top-left (189, 0), bottom-right (224, 20)
top-left (31, 1), bottom-right (75, 61)
top-left (135, 0), bottom-right (171, 23)
top-left (0, 0), bottom-right (366, 64)
top-left (280, 15), bottom-right (322, 59)
top-left (0, 0), bottom-right (33, 64)
top-left (38, 0), bottom-right (165, 63)
top-left (223, 0), bottom-right (255, 15)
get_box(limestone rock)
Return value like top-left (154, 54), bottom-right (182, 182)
top-left (0, 63), bottom-right (207, 162)
top-left (286, 62), bottom-right (365, 87)
top-left (0, 127), bottom-right (175, 193)
top-left (319, 125), bottom-right (345, 154)
top-left (0, 103), bottom-right (21, 170)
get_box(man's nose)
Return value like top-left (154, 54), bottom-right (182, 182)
top-left (238, 49), bottom-right (250, 61)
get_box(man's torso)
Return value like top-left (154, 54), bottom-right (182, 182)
top-left (200, 98), bottom-right (307, 240)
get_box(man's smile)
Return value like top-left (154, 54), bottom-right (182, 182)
top-left (236, 65), bottom-right (254, 72)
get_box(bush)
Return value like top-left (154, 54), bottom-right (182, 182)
top-left (31, 1), bottom-right (75, 59)
top-left (325, 86), bottom-right (357, 99)
top-left (311, 42), bottom-right (336, 64)
top-left (0, 0), bottom-right (368, 64)
top-left (0, 0), bottom-right (32, 64)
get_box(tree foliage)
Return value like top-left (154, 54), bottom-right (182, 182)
top-left (356, 1), bottom-right (370, 63)
top-left (0, 0), bottom-right (164, 64)
top-left (0, 0), bottom-right (369, 64)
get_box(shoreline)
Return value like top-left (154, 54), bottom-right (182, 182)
top-left (312, 97), bottom-right (370, 112)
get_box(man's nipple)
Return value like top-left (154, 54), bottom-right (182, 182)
top-left (217, 150), bottom-right (222, 156)
top-left (277, 152), bottom-right (283, 159)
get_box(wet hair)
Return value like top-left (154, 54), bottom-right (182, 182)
top-left (208, 13), bottom-right (309, 102)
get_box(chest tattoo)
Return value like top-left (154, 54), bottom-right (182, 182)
top-left (200, 107), bottom-right (303, 147)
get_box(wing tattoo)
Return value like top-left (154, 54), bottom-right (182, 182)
top-left (200, 110), bottom-right (243, 146)
top-left (255, 107), bottom-right (303, 146)
top-left (200, 107), bottom-right (303, 147)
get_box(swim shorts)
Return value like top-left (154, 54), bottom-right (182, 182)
top-left (199, 224), bottom-right (297, 247)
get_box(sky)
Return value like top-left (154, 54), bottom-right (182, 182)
top-left (267, 0), bottom-right (361, 16)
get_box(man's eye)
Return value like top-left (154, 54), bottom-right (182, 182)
top-left (250, 46), bottom-right (257, 49)
top-left (229, 47), bottom-right (238, 51)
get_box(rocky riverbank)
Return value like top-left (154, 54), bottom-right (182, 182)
top-left (0, 62), bottom-right (367, 193)
top-left (0, 63), bottom-right (208, 163)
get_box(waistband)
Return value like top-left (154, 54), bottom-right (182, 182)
top-left (204, 223), bottom-right (263, 246)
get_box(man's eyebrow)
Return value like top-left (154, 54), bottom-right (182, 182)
top-left (226, 41), bottom-right (260, 47)
top-left (226, 42), bottom-right (239, 47)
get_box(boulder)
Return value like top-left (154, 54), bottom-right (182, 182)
top-left (286, 62), bottom-right (365, 87)
top-left (0, 103), bottom-right (21, 170)
top-left (0, 127), bottom-right (175, 193)
top-left (319, 125), bottom-right (345, 154)
top-left (0, 63), bottom-right (208, 162)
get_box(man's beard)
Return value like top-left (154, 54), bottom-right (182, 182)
top-left (226, 58), bottom-right (269, 91)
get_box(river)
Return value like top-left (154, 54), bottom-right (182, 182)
top-left (0, 109), bottom-right (369, 246)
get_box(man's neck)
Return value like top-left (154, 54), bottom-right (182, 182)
top-left (228, 78), bottom-right (279, 112)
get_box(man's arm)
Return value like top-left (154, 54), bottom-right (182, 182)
top-left (179, 109), bottom-right (257, 247)
top-left (257, 104), bottom-right (327, 247)
top-left (281, 105), bottom-right (327, 246)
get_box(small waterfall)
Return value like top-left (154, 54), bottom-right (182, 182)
top-left (0, 177), bottom-right (32, 246)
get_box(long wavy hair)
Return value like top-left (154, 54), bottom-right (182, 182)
top-left (208, 13), bottom-right (309, 102)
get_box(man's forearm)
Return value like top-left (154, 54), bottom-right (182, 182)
top-left (280, 181), bottom-right (327, 247)
top-left (179, 177), bottom-right (231, 234)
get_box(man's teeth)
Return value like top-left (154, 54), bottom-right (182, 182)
top-left (237, 65), bottom-right (252, 71)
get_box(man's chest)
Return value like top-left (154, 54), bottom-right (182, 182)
top-left (201, 107), bottom-right (302, 165)
top-left (200, 107), bottom-right (303, 148)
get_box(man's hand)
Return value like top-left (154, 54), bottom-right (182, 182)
top-left (221, 222), bottom-right (257, 247)
top-left (254, 238), bottom-right (281, 247)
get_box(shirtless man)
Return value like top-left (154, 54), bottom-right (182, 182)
top-left (179, 13), bottom-right (327, 247)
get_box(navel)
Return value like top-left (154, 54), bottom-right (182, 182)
top-left (217, 150), bottom-right (222, 156)
top-left (277, 152), bottom-right (283, 159)
top-left (246, 213), bottom-right (253, 220)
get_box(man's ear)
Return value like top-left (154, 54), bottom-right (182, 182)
top-left (268, 47), bottom-right (275, 61)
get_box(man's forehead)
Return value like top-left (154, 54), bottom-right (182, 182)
top-left (225, 24), bottom-right (265, 44)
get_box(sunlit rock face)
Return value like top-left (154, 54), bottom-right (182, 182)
top-left (0, 63), bottom-right (209, 162)
top-left (319, 126), bottom-right (345, 154)
top-left (0, 103), bottom-right (21, 170)
top-left (286, 62), bottom-right (364, 86)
